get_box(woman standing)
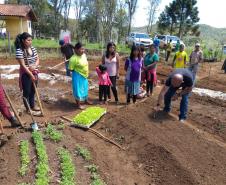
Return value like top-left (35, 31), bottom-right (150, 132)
top-left (69, 42), bottom-right (91, 109)
top-left (143, 44), bottom-right (159, 96)
top-left (124, 45), bottom-right (143, 104)
top-left (102, 42), bottom-right (120, 104)
top-left (15, 32), bottom-right (40, 113)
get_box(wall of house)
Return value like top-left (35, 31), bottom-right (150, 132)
top-left (5, 16), bottom-right (32, 38)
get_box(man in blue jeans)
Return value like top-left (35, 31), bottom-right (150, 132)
top-left (156, 69), bottom-right (194, 122)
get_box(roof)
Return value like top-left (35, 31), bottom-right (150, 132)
top-left (0, 4), bottom-right (37, 22)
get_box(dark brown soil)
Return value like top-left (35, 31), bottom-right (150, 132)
top-left (0, 56), bottom-right (226, 185)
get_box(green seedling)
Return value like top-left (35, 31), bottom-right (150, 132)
top-left (86, 164), bottom-right (106, 185)
top-left (73, 107), bottom-right (106, 126)
top-left (45, 124), bottom-right (63, 142)
top-left (75, 145), bottom-right (92, 161)
top-left (19, 140), bottom-right (30, 176)
top-left (58, 148), bottom-right (76, 185)
top-left (32, 131), bottom-right (49, 185)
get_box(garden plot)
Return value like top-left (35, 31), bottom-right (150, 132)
top-left (1, 58), bottom-right (226, 185)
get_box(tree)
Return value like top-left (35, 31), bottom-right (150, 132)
top-left (126, 0), bottom-right (137, 36)
top-left (157, 0), bottom-right (200, 38)
top-left (62, 0), bottom-right (72, 31)
top-left (114, 0), bottom-right (128, 43)
top-left (146, 0), bottom-right (161, 34)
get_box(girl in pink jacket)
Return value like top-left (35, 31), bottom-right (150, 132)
top-left (96, 65), bottom-right (112, 104)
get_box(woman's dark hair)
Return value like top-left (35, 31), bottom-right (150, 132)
top-left (14, 32), bottom-right (32, 49)
top-left (149, 44), bottom-right (155, 49)
top-left (74, 42), bottom-right (83, 50)
top-left (106, 42), bottom-right (116, 58)
top-left (130, 45), bottom-right (141, 60)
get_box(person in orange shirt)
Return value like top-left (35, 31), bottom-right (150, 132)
top-left (172, 44), bottom-right (188, 68)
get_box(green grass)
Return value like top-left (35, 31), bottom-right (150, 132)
top-left (45, 124), bottom-right (63, 142)
top-left (75, 145), bottom-right (92, 161)
top-left (19, 140), bottom-right (30, 176)
top-left (0, 39), bottom-right (130, 53)
top-left (58, 148), bottom-right (76, 185)
top-left (32, 131), bottom-right (49, 185)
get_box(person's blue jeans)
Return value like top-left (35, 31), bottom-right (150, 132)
top-left (189, 63), bottom-right (198, 83)
top-left (65, 61), bottom-right (71, 76)
top-left (163, 86), bottom-right (189, 120)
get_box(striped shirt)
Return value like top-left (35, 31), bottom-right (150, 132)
top-left (16, 47), bottom-right (38, 66)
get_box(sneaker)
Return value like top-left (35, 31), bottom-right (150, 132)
top-left (9, 117), bottom-right (21, 128)
top-left (31, 106), bottom-right (40, 111)
top-left (179, 119), bottom-right (185, 123)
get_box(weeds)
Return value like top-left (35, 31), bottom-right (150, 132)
top-left (19, 140), bottom-right (30, 176)
top-left (45, 124), bottom-right (63, 142)
top-left (75, 145), bottom-right (92, 161)
top-left (32, 131), bottom-right (49, 185)
top-left (58, 147), bottom-right (76, 185)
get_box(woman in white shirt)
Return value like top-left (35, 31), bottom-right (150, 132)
top-left (102, 42), bottom-right (120, 104)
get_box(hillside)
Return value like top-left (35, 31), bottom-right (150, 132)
top-left (132, 24), bottom-right (226, 46)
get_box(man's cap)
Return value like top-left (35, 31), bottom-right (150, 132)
top-left (195, 43), bottom-right (200, 47)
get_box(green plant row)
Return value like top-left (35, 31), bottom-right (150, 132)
top-left (58, 148), bottom-right (76, 185)
top-left (73, 107), bottom-right (106, 127)
top-left (75, 145), bottom-right (92, 161)
top-left (75, 145), bottom-right (105, 185)
top-left (32, 131), bottom-right (49, 185)
top-left (19, 140), bottom-right (30, 176)
top-left (45, 124), bottom-right (63, 142)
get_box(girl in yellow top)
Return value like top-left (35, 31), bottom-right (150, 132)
top-left (172, 44), bottom-right (188, 68)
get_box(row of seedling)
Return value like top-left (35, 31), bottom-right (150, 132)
top-left (32, 131), bottom-right (49, 185)
top-left (19, 140), bottom-right (30, 176)
top-left (75, 145), bottom-right (106, 185)
top-left (58, 147), bottom-right (76, 185)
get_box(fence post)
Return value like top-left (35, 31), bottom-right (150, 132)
top-left (7, 31), bottom-right (11, 56)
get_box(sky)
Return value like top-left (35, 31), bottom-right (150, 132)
top-left (133, 0), bottom-right (226, 28)
top-left (0, 0), bottom-right (225, 28)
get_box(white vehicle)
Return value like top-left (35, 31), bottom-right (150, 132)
top-left (126, 32), bottom-right (153, 48)
top-left (157, 35), bottom-right (185, 50)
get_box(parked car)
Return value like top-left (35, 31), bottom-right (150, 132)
top-left (157, 35), bottom-right (185, 50)
top-left (126, 32), bottom-right (153, 48)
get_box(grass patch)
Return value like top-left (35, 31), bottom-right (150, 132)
top-left (75, 145), bottom-right (92, 161)
top-left (73, 107), bottom-right (106, 127)
top-left (58, 148), bottom-right (76, 185)
top-left (45, 124), bottom-right (63, 142)
top-left (32, 131), bottom-right (49, 185)
top-left (19, 140), bottom-right (30, 176)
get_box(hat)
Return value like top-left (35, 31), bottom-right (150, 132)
top-left (59, 40), bottom-right (65, 46)
top-left (195, 43), bottom-right (200, 47)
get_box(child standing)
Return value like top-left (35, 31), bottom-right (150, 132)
top-left (125, 45), bottom-right (143, 104)
top-left (96, 65), bottom-right (112, 104)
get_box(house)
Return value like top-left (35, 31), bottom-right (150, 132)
top-left (0, 4), bottom-right (37, 38)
